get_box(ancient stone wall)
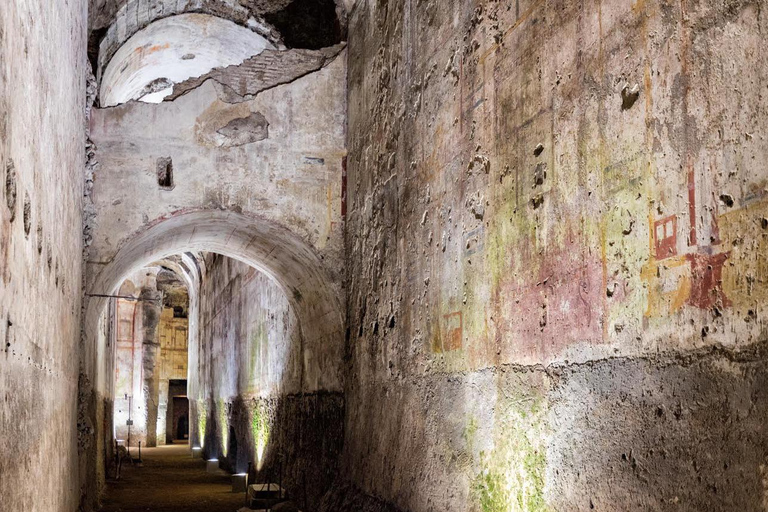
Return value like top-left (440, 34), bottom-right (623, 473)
top-left (0, 0), bottom-right (87, 510)
top-left (193, 254), bottom-right (343, 509)
top-left (342, 0), bottom-right (768, 510)
top-left (87, 47), bottom-right (347, 300)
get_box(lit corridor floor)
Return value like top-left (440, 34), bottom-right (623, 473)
top-left (101, 443), bottom-right (245, 512)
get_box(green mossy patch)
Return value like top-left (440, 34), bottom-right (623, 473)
top-left (470, 396), bottom-right (549, 512)
top-left (251, 400), bottom-right (271, 464)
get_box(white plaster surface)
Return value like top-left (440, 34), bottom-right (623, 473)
top-left (100, 14), bottom-right (274, 106)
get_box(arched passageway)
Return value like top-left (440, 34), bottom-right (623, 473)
top-left (79, 4), bottom-right (348, 506)
top-left (84, 209), bottom-right (344, 371)
top-left (80, 210), bottom-right (345, 510)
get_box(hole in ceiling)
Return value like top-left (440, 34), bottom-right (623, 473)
top-left (265, 0), bottom-right (344, 50)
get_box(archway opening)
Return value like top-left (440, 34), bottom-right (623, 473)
top-left (110, 261), bottom-right (192, 452)
top-left (86, 211), bottom-right (344, 511)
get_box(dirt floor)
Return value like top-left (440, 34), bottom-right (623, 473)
top-left (100, 443), bottom-right (247, 512)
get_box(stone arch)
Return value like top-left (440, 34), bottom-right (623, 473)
top-left (83, 209), bottom-right (344, 396)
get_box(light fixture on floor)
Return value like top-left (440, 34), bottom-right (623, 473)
top-left (232, 473), bottom-right (248, 493)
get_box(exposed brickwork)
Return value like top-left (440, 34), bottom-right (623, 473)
top-left (167, 44), bottom-right (344, 101)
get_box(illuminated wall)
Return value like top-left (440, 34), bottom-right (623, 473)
top-left (191, 254), bottom-right (343, 508)
top-left (156, 307), bottom-right (189, 445)
top-left (339, 0), bottom-right (768, 510)
top-left (113, 271), bottom-right (189, 447)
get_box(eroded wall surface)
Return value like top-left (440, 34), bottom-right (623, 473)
top-left (194, 255), bottom-right (343, 509)
top-left (342, 0), bottom-right (768, 510)
top-left (83, 42), bottom-right (348, 503)
top-left (0, 0), bottom-right (87, 510)
top-left (88, 47), bottom-right (347, 273)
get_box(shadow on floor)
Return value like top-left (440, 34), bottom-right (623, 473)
top-left (100, 443), bottom-right (246, 512)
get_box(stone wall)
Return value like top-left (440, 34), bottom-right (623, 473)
top-left (194, 254), bottom-right (343, 510)
top-left (342, 0), bottom-right (768, 510)
top-left (0, 0), bottom-right (87, 510)
top-left (83, 35), bottom-right (347, 504)
top-left (88, 47), bottom-right (347, 272)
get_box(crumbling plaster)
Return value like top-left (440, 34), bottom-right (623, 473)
top-left (341, 0), bottom-right (768, 510)
top-left (88, 48), bottom-right (346, 271)
top-left (99, 13), bottom-right (276, 107)
top-left (91, 0), bottom-right (350, 80)
top-left (92, 0), bottom-right (282, 78)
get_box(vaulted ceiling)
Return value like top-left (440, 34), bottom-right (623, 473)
top-left (88, 0), bottom-right (348, 77)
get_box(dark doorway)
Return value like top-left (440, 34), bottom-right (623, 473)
top-left (172, 397), bottom-right (189, 441)
top-left (166, 379), bottom-right (188, 443)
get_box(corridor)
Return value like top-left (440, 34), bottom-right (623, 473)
top-left (101, 444), bottom-right (243, 512)
top-left (3, 0), bottom-right (768, 511)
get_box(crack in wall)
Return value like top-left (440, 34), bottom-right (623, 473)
top-left (422, 336), bottom-right (768, 382)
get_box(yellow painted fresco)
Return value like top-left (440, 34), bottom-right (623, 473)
top-left (720, 198), bottom-right (768, 311)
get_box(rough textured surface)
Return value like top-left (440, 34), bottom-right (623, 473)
top-left (0, 0), bottom-right (87, 511)
top-left (320, 480), bottom-right (404, 512)
top-left (193, 255), bottom-right (344, 510)
top-left (340, 0), bottom-right (768, 510)
top-left (167, 44), bottom-right (345, 102)
top-left (547, 347), bottom-right (768, 511)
